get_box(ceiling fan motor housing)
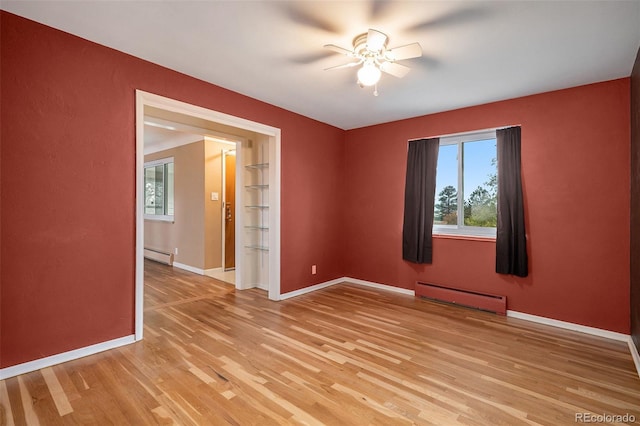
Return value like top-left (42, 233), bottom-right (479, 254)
top-left (353, 31), bottom-right (388, 57)
top-left (323, 28), bottom-right (421, 92)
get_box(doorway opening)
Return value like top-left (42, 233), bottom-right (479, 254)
top-left (135, 90), bottom-right (281, 340)
top-left (222, 148), bottom-right (236, 272)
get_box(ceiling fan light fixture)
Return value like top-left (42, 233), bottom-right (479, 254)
top-left (324, 28), bottom-right (422, 93)
top-left (357, 62), bottom-right (381, 86)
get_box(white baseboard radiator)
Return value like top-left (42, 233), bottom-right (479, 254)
top-left (415, 282), bottom-right (507, 315)
top-left (144, 248), bottom-right (174, 266)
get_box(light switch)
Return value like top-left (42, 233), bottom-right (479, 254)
top-left (211, 192), bottom-right (219, 201)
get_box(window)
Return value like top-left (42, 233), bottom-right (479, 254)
top-left (433, 130), bottom-right (497, 237)
top-left (144, 157), bottom-right (174, 221)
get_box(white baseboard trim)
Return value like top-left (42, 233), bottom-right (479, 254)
top-left (173, 262), bottom-right (205, 275)
top-left (280, 277), bottom-right (631, 346)
top-left (280, 277), bottom-right (346, 300)
top-left (279, 276), bottom-right (415, 300)
top-left (506, 310), bottom-right (630, 342)
top-left (0, 335), bottom-right (136, 380)
top-left (629, 338), bottom-right (640, 379)
top-left (344, 277), bottom-right (415, 296)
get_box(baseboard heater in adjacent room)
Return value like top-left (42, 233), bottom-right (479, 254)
top-left (144, 248), bottom-right (174, 266)
top-left (415, 282), bottom-right (507, 315)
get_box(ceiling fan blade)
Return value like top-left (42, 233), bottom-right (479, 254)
top-left (284, 6), bottom-right (342, 34)
top-left (291, 51), bottom-right (336, 64)
top-left (324, 44), bottom-right (354, 56)
top-left (324, 61), bottom-right (361, 71)
top-left (366, 29), bottom-right (388, 51)
top-left (386, 43), bottom-right (422, 61)
top-left (406, 6), bottom-right (488, 32)
top-left (368, 0), bottom-right (396, 21)
top-left (380, 61), bottom-right (411, 78)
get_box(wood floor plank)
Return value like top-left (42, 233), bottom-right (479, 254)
top-left (17, 376), bottom-right (40, 426)
top-left (2, 260), bottom-right (639, 425)
top-left (40, 368), bottom-right (73, 417)
top-left (0, 379), bottom-right (15, 426)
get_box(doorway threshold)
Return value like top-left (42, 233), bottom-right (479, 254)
top-left (205, 269), bottom-right (236, 286)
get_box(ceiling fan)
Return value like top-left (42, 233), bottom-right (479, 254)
top-left (324, 29), bottom-right (422, 95)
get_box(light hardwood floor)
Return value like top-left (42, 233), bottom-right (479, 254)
top-left (1, 260), bottom-right (639, 425)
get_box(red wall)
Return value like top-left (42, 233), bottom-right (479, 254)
top-left (344, 79), bottom-right (631, 334)
top-left (631, 45), bottom-right (640, 353)
top-left (1, 10), bottom-right (632, 370)
top-left (0, 12), bottom-right (345, 368)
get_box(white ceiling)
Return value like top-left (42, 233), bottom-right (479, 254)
top-left (3, 1), bottom-right (640, 130)
top-left (143, 106), bottom-right (254, 154)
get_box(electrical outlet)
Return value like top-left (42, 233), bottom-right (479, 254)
top-left (311, 265), bottom-right (317, 275)
top-left (174, 248), bottom-right (179, 255)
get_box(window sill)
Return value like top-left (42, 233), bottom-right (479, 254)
top-left (433, 234), bottom-right (496, 243)
top-left (144, 215), bottom-right (174, 223)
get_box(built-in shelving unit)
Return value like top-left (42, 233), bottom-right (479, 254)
top-left (240, 138), bottom-right (270, 290)
top-left (244, 162), bottom-right (269, 252)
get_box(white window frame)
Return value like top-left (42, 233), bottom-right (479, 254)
top-left (143, 156), bottom-right (174, 222)
top-left (433, 130), bottom-right (497, 238)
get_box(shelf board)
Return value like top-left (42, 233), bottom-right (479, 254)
top-left (245, 163), bottom-right (269, 170)
top-left (245, 245), bottom-right (269, 251)
top-left (244, 225), bottom-right (269, 230)
top-left (245, 184), bottom-right (269, 190)
top-left (245, 205), bottom-right (269, 209)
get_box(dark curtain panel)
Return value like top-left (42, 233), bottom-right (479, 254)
top-left (496, 126), bottom-right (528, 277)
top-left (402, 138), bottom-right (439, 264)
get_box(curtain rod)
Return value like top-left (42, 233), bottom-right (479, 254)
top-left (407, 125), bottom-right (521, 142)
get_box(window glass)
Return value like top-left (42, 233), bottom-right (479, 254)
top-left (166, 162), bottom-right (174, 216)
top-left (434, 144), bottom-right (458, 225)
top-left (144, 158), bottom-right (174, 220)
top-left (433, 132), bottom-right (497, 237)
top-left (463, 139), bottom-right (497, 228)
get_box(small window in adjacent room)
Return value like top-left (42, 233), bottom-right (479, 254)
top-left (144, 157), bottom-right (174, 221)
top-left (434, 130), bottom-right (497, 238)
